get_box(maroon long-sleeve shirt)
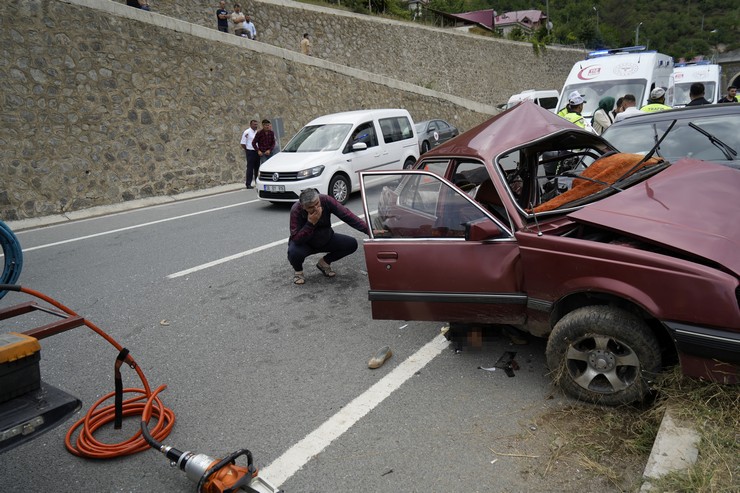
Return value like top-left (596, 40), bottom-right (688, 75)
top-left (253, 129), bottom-right (276, 153)
top-left (289, 195), bottom-right (370, 248)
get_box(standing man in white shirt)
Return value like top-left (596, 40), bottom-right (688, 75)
top-left (613, 94), bottom-right (643, 122)
top-left (244, 14), bottom-right (257, 40)
top-left (240, 119), bottom-right (259, 189)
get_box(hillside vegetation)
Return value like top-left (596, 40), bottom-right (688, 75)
top-left (314, 0), bottom-right (739, 60)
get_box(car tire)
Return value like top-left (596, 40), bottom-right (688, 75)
top-left (403, 157), bottom-right (416, 170)
top-left (545, 305), bottom-right (661, 405)
top-left (329, 174), bottom-right (350, 204)
top-left (421, 141), bottom-right (431, 154)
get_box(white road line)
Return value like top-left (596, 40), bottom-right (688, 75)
top-left (166, 238), bottom-right (288, 279)
top-left (166, 216), bottom-right (368, 279)
top-left (19, 201), bottom-right (253, 253)
top-left (259, 333), bottom-right (449, 488)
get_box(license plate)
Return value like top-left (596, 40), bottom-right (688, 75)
top-left (264, 185), bottom-right (285, 192)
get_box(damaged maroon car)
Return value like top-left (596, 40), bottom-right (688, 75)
top-left (359, 102), bottom-right (740, 405)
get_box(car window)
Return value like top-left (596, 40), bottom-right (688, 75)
top-left (436, 120), bottom-right (450, 130)
top-left (604, 113), bottom-right (740, 163)
top-left (379, 116), bottom-right (414, 143)
top-left (366, 172), bottom-right (505, 239)
top-left (452, 161), bottom-right (490, 194)
top-left (428, 121), bottom-right (437, 131)
top-left (538, 97), bottom-right (558, 110)
top-left (344, 121), bottom-right (378, 152)
top-left (418, 160), bottom-right (450, 176)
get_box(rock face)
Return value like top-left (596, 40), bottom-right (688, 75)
top-left (0, 0), bottom-right (585, 220)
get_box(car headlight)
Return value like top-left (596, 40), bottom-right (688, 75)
top-left (296, 165), bottom-right (325, 180)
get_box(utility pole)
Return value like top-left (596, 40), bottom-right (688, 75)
top-left (593, 6), bottom-right (599, 32)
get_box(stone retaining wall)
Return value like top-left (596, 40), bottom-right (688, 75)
top-left (154, 0), bottom-right (586, 108)
top-left (0, 0), bottom-right (586, 221)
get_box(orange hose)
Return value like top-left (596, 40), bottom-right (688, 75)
top-left (19, 287), bottom-right (176, 459)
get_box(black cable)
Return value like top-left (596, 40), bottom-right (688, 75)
top-left (0, 220), bottom-right (23, 299)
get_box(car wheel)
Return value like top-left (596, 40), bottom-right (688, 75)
top-left (329, 174), bottom-right (350, 204)
top-left (403, 157), bottom-right (416, 170)
top-left (421, 141), bottom-right (431, 154)
top-left (545, 306), bottom-right (661, 405)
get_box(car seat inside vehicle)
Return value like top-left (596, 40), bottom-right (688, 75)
top-left (475, 180), bottom-right (508, 223)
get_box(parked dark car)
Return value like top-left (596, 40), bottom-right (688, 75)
top-left (359, 102), bottom-right (740, 406)
top-left (415, 119), bottom-right (459, 154)
top-left (601, 104), bottom-right (740, 169)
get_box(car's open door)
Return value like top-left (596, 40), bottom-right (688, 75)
top-left (359, 170), bottom-right (527, 324)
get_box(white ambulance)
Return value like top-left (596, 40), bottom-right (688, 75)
top-left (556, 46), bottom-right (674, 118)
top-left (666, 61), bottom-right (722, 107)
top-left (505, 89), bottom-right (560, 113)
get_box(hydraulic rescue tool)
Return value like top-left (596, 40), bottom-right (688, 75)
top-left (0, 284), bottom-right (282, 493)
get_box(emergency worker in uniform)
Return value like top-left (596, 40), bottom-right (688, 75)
top-left (641, 87), bottom-right (671, 112)
top-left (560, 91), bottom-right (587, 128)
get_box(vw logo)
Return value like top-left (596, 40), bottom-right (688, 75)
top-left (272, 173), bottom-right (279, 181)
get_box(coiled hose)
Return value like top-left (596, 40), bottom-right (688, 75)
top-left (0, 220), bottom-right (23, 299)
top-left (0, 285), bottom-right (175, 459)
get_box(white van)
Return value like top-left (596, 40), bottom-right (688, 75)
top-left (505, 89), bottom-right (560, 113)
top-left (666, 61), bottom-right (722, 107)
top-left (256, 109), bottom-right (419, 204)
top-left (556, 46), bottom-right (674, 118)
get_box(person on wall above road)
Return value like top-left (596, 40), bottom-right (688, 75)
top-left (244, 14), bottom-right (257, 40)
top-left (641, 87), bottom-right (671, 112)
top-left (288, 188), bottom-right (370, 285)
top-left (559, 91), bottom-right (587, 128)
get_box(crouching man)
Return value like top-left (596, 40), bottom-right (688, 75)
top-left (288, 188), bottom-right (370, 285)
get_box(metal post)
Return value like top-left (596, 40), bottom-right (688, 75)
top-left (635, 22), bottom-right (643, 45)
top-left (593, 6), bottom-right (599, 32)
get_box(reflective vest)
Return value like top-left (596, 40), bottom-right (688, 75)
top-left (557, 107), bottom-right (569, 117)
top-left (562, 111), bottom-right (585, 128)
top-left (641, 103), bottom-right (671, 113)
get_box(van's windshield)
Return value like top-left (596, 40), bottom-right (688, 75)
top-left (283, 124), bottom-right (352, 152)
top-left (671, 82), bottom-right (717, 106)
top-left (560, 79), bottom-right (647, 116)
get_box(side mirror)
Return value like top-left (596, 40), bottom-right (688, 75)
top-left (352, 142), bottom-right (368, 151)
top-left (466, 218), bottom-right (504, 241)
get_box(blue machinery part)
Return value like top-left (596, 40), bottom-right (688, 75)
top-left (0, 221), bottom-right (23, 299)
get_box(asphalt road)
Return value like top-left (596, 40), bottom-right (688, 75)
top-left (1, 187), bottom-right (567, 492)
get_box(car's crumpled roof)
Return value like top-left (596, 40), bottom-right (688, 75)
top-left (425, 101), bottom-right (599, 161)
top-left (569, 158), bottom-right (740, 276)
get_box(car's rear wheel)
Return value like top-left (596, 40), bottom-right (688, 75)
top-left (403, 157), bottom-right (416, 169)
top-left (329, 174), bottom-right (350, 204)
top-left (421, 141), bottom-right (431, 154)
top-left (546, 306), bottom-right (661, 405)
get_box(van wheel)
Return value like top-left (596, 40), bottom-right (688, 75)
top-left (329, 175), bottom-right (350, 204)
top-left (421, 141), bottom-right (431, 154)
top-left (545, 306), bottom-right (661, 406)
top-left (403, 157), bottom-right (416, 169)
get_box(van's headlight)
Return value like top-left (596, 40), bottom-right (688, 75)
top-left (296, 166), bottom-right (325, 180)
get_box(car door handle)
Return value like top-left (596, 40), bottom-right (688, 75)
top-left (376, 251), bottom-right (398, 261)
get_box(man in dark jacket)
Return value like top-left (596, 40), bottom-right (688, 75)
top-left (288, 188), bottom-right (370, 284)
top-left (686, 82), bottom-right (711, 106)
